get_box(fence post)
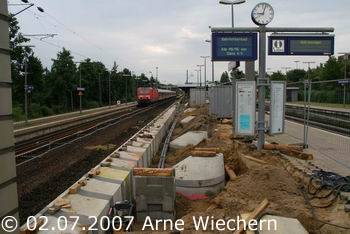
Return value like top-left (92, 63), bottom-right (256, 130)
top-left (303, 80), bottom-right (307, 148)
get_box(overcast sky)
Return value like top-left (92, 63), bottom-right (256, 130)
top-left (10, 0), bottom-right (350, 84)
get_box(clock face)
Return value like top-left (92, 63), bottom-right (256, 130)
top-left (251, 3), bottom-right (274, 26)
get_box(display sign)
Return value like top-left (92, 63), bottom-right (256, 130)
top-left (268, 35), bottom-right (334, 56)
top-left (77, 87), bottom-right (85, 91)
top-left (338, 79), bottom-right (350, 85)
top-left (25, 85), bottom-right (34, 93)
top-left (212, 32), bottom-right (258, 61)
top-left (269, 81), bottom-right (286, 135)
top-left (235, 81), bottom-right (256, 136)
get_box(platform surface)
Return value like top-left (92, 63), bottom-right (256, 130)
top-left (286, 102), bottom-right (350, 113)
top-left (267, 119), bottom-right (350, 176)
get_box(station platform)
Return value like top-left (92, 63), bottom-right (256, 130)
top-left (14, 102), bottom-right (136, 130)
top-left (286, 102), bottom-right (350, 113)
top-left (267, 120), bottom-right (350, 176)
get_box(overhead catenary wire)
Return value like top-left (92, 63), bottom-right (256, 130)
top-left (19, 4), bottom-right (140, 72)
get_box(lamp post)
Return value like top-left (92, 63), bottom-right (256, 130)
top-left (200, 56), bottom-right (210, 87)
top-left (122, 73), bottom-right (132, 102)
top-left (302, 61), bottom-right (315, 148)
top-left (197, 65), bottom-right (204, 87)
top-left (205, 39), bottom-right (215, 83)
top-left (75, 61), bottom-right (84, 113)
top-left (294, 60), bottom-right (300, 69)
top-left (156, 67), bottom-right (159, 85)
top-left (219, 0), bottom-right (246, 28)
top-left (339, 52), bottom-right (349, 107)
top-left (98, 73), bottom-right (102, 107)
top-left (195, 69), bottom-right (200, 87)
top-left (17, 45), bottom-right (35, 123)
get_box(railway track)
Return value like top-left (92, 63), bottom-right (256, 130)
top-left (266, 103), bottom-right (350, 136)
top-left (15, 100), bottom-right (173, 166)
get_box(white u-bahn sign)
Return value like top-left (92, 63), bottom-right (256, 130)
top-left (269, 81), bottom-right (286, 135)
top-left (235, 81), bottom-right (256, 136)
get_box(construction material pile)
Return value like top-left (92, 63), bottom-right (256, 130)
top-left (163, 106), bottom-right (350, 233)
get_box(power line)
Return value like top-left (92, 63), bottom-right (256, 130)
top-left (31, 37), bottom-right (89, 59)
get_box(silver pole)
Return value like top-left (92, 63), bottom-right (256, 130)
top-left (199, 67), bottom-right (202, 87)
top-left (125, 75), bottom-right (128, 101)
top-left (79, 67), bottom-right (82, 113)
top-left (345, 56), bottom-right (348, 107)
top-left (156, 67), bottom-right (159, 83)
top-left (204, 58), bottom-right (207, 86)
top-left (212, 61), bottom-right (214, 83)
top-left (24, 59), bottom-right (28, 123)
top-left (231, 4), bottom-right (234, 27)
top-left (108, 72), bottom-right (111, 107)
top-left (343, 84), bottom-right (346, 107)
top-left (98, 73), bottom-right (102, 106)
top-left (303, 80), bottom-right (307, 148)
top-left (257, 26), bottom-right (267, 150)
top-left (305, 79), bottom-right (312, 148)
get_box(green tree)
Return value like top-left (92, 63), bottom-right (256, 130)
top-left (9, 16), bottom-right (32, 106)
top-left (320, 56), bottom-right (343, 81)
top-left (286, 69), bottom-right (307, 82)
top-left (220, 71), bottom-right (230, 83)
top-left (230, 69), bottom-right (244, 80)
top-left (270, 71), bottom-right (286, 81)
top-left (49, 48), bottom-right (77, 112)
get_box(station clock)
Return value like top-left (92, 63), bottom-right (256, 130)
top-left (251, 2), bottom-right (274, 26)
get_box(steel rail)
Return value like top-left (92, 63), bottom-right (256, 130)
top-left (16, 100), bottom-right (173, 167)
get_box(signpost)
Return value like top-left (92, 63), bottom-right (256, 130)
top-left (235, 81), bottom-right (256, 136)
top-left (212, 2), bottom-right (334, 150)
top-left (77, 87), bottom-right (85, 96)
top-left (212, 32), bottom-right (258, 61)
top-left (270, 81), bottom-right (286, 135)
top-left (269, 34), bottom-right (334, 56)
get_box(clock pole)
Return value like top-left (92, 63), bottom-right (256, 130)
top-left (257, 26), bottom-right (267, 150)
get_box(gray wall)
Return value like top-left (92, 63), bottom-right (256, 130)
top-left (0, 1), bottom-right (19, 233)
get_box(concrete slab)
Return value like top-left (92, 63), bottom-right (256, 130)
top-left (117, 151), bottom-right (143, 166)
top-left (174, 154), bottom-right (225, 187)
top-left (60, 194), bottom-right (109, 225)
top-left (109, 158), bottom-right (137, 170)
top-left (259, 215), bottom-right (308, 234)
top-left (80, 178), bottom-right (123, 203)
top-left (180, 116), bottom-right (195, 124)
top-left (170, 131), bottom-right (208, 150)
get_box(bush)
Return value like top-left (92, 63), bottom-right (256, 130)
top-left (13, 106), bottom-right (24, 122)
top-left (40, 105), bottom-right (54, 116)
top-left (29, 103), bottom-right (43, 119)
top-left (86, 101), bottom-right (99, 109)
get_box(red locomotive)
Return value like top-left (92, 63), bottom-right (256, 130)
top-left (137, 87), bottom-right (176, 105)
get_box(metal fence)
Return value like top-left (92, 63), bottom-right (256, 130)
top-left (189, 88), bottom-right (207, 107)
top-left (209, 85), bottom-right (234, 118)
top-left (271, 79), bottom-right (350, 176)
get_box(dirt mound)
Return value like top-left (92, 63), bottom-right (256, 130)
top-left (209, 164), bottom-right (322, 231)
top-left (165, 146), bottom-right (194, 166)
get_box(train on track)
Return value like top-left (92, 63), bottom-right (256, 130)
top-left (136, 87), bottom-right (176, 106)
